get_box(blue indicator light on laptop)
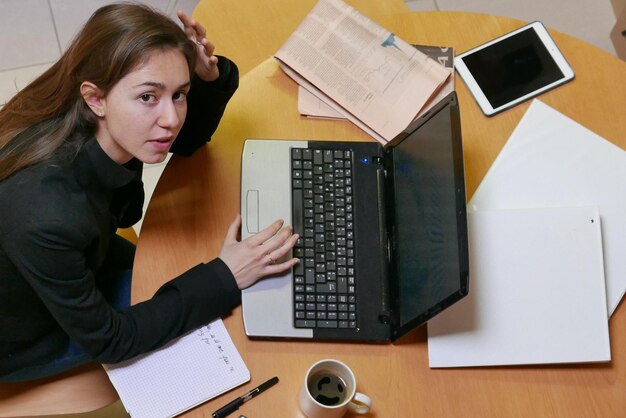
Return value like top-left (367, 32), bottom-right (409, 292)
top-left (361, 157), bottom-right (369, 164)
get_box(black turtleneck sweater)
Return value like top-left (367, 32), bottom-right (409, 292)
top-left (0, 57), bottom-right (240, 378)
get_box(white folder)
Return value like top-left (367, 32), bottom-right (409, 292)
top-left (427, 207), bottom-right (610, 367)
top-left (469, 100), bottom-right (626, 316)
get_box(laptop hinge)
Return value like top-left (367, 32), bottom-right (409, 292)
top-left (376, 167), bottom-right (393, 325)
top-left (380, 231), bottom-right (399, 328)
top-left (379, 231), bottom-right (393, 329)
top-left (378, 312), bottom-right (392, 325)
top-left (371, 156), bottom-right (384, 165)
top-left (378, 150), bottom-right (398, 329)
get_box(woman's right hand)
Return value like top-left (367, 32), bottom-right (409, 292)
top-left (219, 215), bottom-right (300, 289)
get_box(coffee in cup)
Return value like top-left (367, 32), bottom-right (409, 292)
top-left (299, 359), bottom-right (371, 418)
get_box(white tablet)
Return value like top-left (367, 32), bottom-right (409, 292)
top-left (455, 21), bottom-right (574, 116)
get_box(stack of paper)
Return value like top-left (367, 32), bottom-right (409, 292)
top-left (428, 207), bottom-right (610, 367)
top-left (427, 100), bottom-right (626, 367)
top-left (470, 100), bottom-right (626, 316)
top-left (274, 0), bottom-right (452, 145)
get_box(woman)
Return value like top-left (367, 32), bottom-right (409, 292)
top-left (0, 3), bottom-right (298, 382)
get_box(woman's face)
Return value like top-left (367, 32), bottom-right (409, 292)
top-left (95, 49), bottom-right (191, 164)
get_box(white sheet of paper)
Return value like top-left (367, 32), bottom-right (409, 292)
top-left (104, 320), bottom-right (250, 418)
top-left (427, 207), bottom-right (611, 368)
top-left (468, 100), bottom-right (626, 316)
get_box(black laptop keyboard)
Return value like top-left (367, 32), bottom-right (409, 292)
top-left (291, 148), bottom-right (357, 330)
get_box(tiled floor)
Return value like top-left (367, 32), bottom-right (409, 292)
top-left (406, 0), bottom-right (618, 55)
top-left (0, 0), bottom-right (619, 235)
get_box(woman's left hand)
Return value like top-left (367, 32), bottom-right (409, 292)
top-left (177, 10), bottom-right (220, 82)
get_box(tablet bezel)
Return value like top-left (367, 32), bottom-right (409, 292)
top-left (454, 21), bottom-right (574, 117)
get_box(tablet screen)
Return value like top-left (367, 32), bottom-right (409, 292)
top-left (461, 27), bottom-right (565, 109)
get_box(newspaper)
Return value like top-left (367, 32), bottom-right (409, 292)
top-left (297, 45), bottom-right (455, 142)
top-left (274, 0), bottom-right (452, 144)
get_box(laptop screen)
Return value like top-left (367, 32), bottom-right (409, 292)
top-left (388, 97), bottom-right (469, 337)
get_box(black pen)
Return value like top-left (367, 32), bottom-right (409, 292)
top-left (212, 376), bottom-right (279, 418)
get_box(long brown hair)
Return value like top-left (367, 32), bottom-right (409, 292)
top-left (0, 2), bottom-right (197, 181)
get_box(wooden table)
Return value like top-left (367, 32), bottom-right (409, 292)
top-left (193, 0), bottom-right (411, 75)
top-left (133, 2), bottom-right (626, 416)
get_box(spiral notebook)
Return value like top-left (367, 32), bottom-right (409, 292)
top-left (104, 319), bottom-right (250, 418)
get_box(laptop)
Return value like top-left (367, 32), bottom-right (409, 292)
top-left (240, 92), bottom-right (469, 342)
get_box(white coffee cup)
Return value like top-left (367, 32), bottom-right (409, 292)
top-left (299, 359), bottom-right (372, 418)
